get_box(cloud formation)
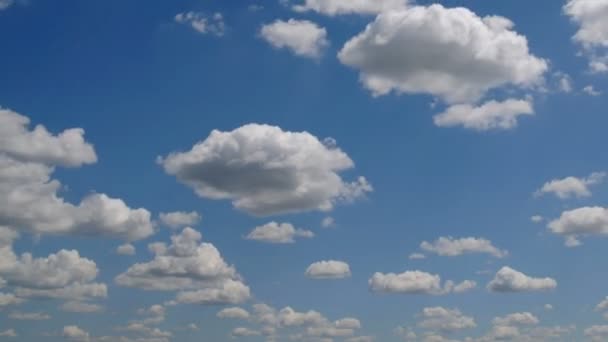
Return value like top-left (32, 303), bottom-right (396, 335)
top-left (260, 19), bottom-right (329, 59)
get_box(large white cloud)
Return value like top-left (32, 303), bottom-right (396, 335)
top-left (535, 172), bottom-right (605, 199)
top-left (116, 227), bottom-right (250, 305)
top-left (548, 206), bottom-right (608, 247)
top-left (369, 270), bottom-right (474, 295)
top-left (487, 267), bottom-right (557, 292)
top-left (338, 4), bottom-right (547, 104)
top-left (420, 237), bottom-right (508, 258)
top-left (433, 99), bottom-right (534, 131)
top-left (245, 222), bottom-right (314, 244)
top-left (159, 124), bottom-right (371, 216)
top-left (292, 0), bottom-right (408, 16)
top-left (0, 109), bottom-right (154, 241)
top-left (305, 260), bottom-right (351, 279)
top-left (260, 19), bottom-right (329, 59)
top-left (564, 0), bottom-right (608, 73)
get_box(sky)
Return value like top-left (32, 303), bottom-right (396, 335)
top-left (0, 0), bottom-right (608, 341)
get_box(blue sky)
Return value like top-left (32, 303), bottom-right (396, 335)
top-left (1, 0), bottom-right (608, 341)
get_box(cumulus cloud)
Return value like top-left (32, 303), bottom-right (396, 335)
top-left (232, 327), bottom-right (260, 337)
top-left (417, 307), bottom-right (476, 333)
top-left (433, 99), bottom-right (534, 131)
top-left (531, 215), bottom-right (544, 223)
top-left (487, 267), bottom-right (557, 292)
top-left (217, 307), bottom-right (250, 320)
top-left (0, 109), bottom-right (155, 241)
top-left (115, 227), bottom-right (250, 305)
top-left (305, 260), bottom-right (351, 279)
top-left (535, 172), bottom-right (605, 199)
top-left (260, 19), bottom-right (329, 59)
top-left (369, 270), bottom-right (473, 295)
top-left (548, 206), bottom-right (608, 247)
top-left (564, 0), bottom-right (608, 73)
top-left (338, 4), bottom-right (547, 104)
top-left (409, 253), bottom-right (426, 260)
top-left (159, 211), bottom-right (201, 229)
top-left (292, 0), bottom-right (408, 16)
top-left (159, 124), bottom-right (371, 216)
top-left (492, 312), bottom-right (539, 327)
top-left (8, 311), bottom-right (50, 320)
top-left (420, 237), bottom-right (508, 258)
top-left (116, 244), bottom-right (136, 256)
top-left (245, 222), bottom-right (314, 244)
top-left (585, 325), bottom-right (608, 342)
top-left (175, 12), bottom-right (225, 36)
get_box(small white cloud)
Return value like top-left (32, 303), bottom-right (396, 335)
top-left (409, 253), bottom-right (426, 260)
top-left (531, 215), bottom-right (544, 223)
top-left (535, 172), bottom-right (605, 199)
top-left (175, 12), bottom-right (225, 36)
top-left (321, 216), bottom-right (335, 228)
top-left (369, 270), bottom-right (472, 295)
top-left (260, 19), bottom-right (329, 59)
top-left (62, 325), bottom-right (90, 341)
top-left (0, 329), bottom-right (17, 337)
top-left (293, 0), bottom-right (408, 16)
top-left (246, 222), bottom-right (314, 244)
top-left (159, 211), bottom-right (201, 229)
top-left (583, 85), bottom-right (602, 96)
top-left (433, 99), bottom-right (534, 131)
top-left (548, 206), bottom-right (608, 246)
top-left (217, 307), bottom-right (250, 320)
top-left (417, 307), bottom-right (476, 333)
top-left (305, 260), bottom-right (351, 279)
top-left (8, 312), bottom-right (51, 320)
top-left (487, 266), bottom-right (557, 292)
top-left (420, 237), bottom-right (508, 258)
top-left (61, 301), bottom-right (103, 313)
top-left (492, 312), bottom-right (539, 326)
top-left (116, 243), bottom-right (136, 256)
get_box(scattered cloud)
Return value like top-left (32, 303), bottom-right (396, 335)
top-left (433, 98), bottom-right (534, 131)
top-left (305, 260), bottom-right (351, 279)
top-left (369, 270), bottom-right (474, 295)
top-left (487, 266), bottom-right (557, 292)
top-left (535, 172), bottom-right (605, 199)
top-left (116, 244), bottom-right (135, 256)
top-left (564, 0), bottom-right (608, 73)
top-left (420, 237), bottom-right (508, 258)
top-left (417, 307), bottom-right (476, 333)
top-left (583, 85), bottom-right (602, 96)
top-left (175, 12), bottom-right (225, 36)
top-left (548, 206), bottom-right (608, 247)
top-left (260, 19), bottom-right (329, 59)
top-left (217, 307), bottom-right (250, 320)
top-left (245, 222), bottom-right (314, 244)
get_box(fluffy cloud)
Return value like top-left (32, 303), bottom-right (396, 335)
top-left (584, 85), bottom-right (602, 96)
top-left (338, 4), bottom-right (547, 104)
top-left (61, 301), bottom-right (103, 313)
top-left (174, 12), bottom-right (225, 36)
top-left (217, 307), bottom-right (250, 320)
top-left (116, 227), bottom-right (250, 305)
top-left (159, 124), bottom-right (371, 216)
top-left (0, 109), bottom-right (154, 241)
top-left (487, 267), bottom-right (557, 292)
top-left (585, 325), bottom-right (608, 342)
top-left (564, 0), bottom-right (608, 73)
top-left (417, 307), bottom-right (476, 332)
top-left (159, 211), bottom-right (201, 229)
top-left (231, 327), bottom-right (260, 337)
top-left (260, 19), bottom-right (329, 59)
top-left (116, 244), bottom-right (136, 256)
top-left (433, 99), bottom-right (534, 131)
top-left (492, 312), bottom-right (539, 327)
top-left (245, 222), bottom-right (314, 244)
top-left (63, 325), bottom-right (90, 341)
top-left (369, 270), bottom-right (473, 295)
top-left (535, 172), bottom-right (605, 199)
top-left (420, 237), bottom-right (508, 258)
top-left (548, 206), bottom-right (608, 247)
top-left (305, 260), bottom-right (351, 279)
top-left (292, 0), bottom-right (408, 16)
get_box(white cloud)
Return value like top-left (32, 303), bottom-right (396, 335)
top-left (338, 4), bottom-right (547, 104)
top-left (232, 327), bottom-right (261, 337)
top-left (159, 124), bottom-right (371, 216)
top-left (116, 244), bottom-right (136, 256)
top-left (0, 329), bottom-right (16, 337)
top-left (369, 270), bottom-right (473, 295)
top-left (0, 292), bottom-right (23, 307)
top-left (159, 211), bottom-right (201, 229)
top-left (63, 325), bottom-right (90, 341)
top-left (321, 216), bottom-right (335, 228)
top-left (61, 301), bottom-right (103, 313)
top-left (260, 19), bottom-right (329, 59)
top-left (585, 325), bottom-right (608, 342)
top-left (116, 227), bottom-right (250, 305)
top-left (452, 280), bottom-right (477, 294)
top-left (487, 266), bottom-right (557, 292)
top-left (564, 0), bottom-right (608, 73)
top-left (8, 311), bottom-right (51, 320)
top-left (175, 12), bottom-right (225, 36)
top-left (420, 237), bottom-right (507, 258)
top-left (293, 0), bottom-right (408, 16)
top-left (433, 99), bottom-right (534, 131)
top-left (305, 260), bottom-right (351, 279)
top-left (417, 307), bottom-right (476, 332)
top-left (584, 85), bottom-right (602, 96)
top-left (0, 109), bottom-right (154, 241)
top-left (492, 312), bottom-right (539, 327)
top-left (217, 307), bottom-right (250, 320)
top-left (535, 172), bottom-right (605, 199)
top-left (409, 253), bottom-right (426, 260)
top-left (531, 215), bottom-right (544, 223)
top-left (548, 206), bottom-right (608, 246)
top-left (246, 222), bottom-right (314, 244)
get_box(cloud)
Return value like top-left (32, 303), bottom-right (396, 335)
top-left (321, 216), bottom-right (335, 228)
top-left (338, 4), bottom-right (547, 104)
top-left (585, 325), bottom-right (608, 342)
top-left (0, 329), bottom-right (16, 337)
top-left (417, 307), bottom-right (476, 333)
top-left (116, 244), bottom-right (136, 256)
top-left (61, 301), bottom-right (103, 313)
top-left (305, 260), bottom-right (351, 279)
top-left (584, 85), bottom-right (602, 96)
top-left (245, 222), bottom-right (314, 244)
top-left (159, 211), bottom-right (201, 229)
top-left (420, 237), bottom-right (508, 258)
top-left (535, 172), bottom-right (605, 199)
top-left (0, 109), bottom-right (155, 241)
top-left (260, 19), bottom-right (329, 59)
top-left (564, 0), bottom-right (608, 73)
top-left (159, 124), bottom-right (371, 216)
top-left (369, 270), bottom-right (473, 295)
top-left (63, 326), bottom-right (90, 341)
top-left (174, 12), bottom-right (225, 36)
top-left (217, 307), bottom-right (250, 320)
top-left (487, 267), bottom-right (557, 292)
top-left (8, 311), bottom-right (51, 320)
top-left (548, 206), bottom-right (608, 246)
top-left (232, 327), bottom-right (261, 337)
top-left (492, 312), bottom-right (539, 326)
top-left (433, 99), bottom-right (534, 131)
top-left (531, 215), bottom-right (544, 223)
top-left (292, 0), bottom-right (408, 16)
top-left (409, 253), bottom-right (426, 260)
top-left (115, 227), bottom-right (250, 305)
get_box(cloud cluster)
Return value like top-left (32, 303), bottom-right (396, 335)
top-left (548, 206), bottom-right (608, 247)
top-left (159, 124), bottom-right (371, 216)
